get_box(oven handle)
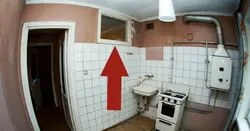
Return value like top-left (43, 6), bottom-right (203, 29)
top-left (159, 120), bottom-right (172, 126)
top-left (160, 100), bottom-right (175, 107)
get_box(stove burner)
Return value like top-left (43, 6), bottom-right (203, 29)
top-left (174, 94), bottom-right (185, 99)
top-left (162, 92), bottom-right (172, 96)
top-left (161, 90), bottom-right (186, 99)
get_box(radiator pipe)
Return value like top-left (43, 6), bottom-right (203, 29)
top-left (183, 15), bottom-right (224, 45)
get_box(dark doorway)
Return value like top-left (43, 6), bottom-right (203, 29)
top-left (37, 46), bottom-right (54, 105)
top-left (27, 29), bottom-right (71, 131)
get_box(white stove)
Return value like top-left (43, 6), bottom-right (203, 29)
top-left (155, 83), bottom-right (189, 131)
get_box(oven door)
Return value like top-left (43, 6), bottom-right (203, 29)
top-left (157, 100), bottom-right (180, 123)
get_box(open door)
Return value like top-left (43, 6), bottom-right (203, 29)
top-left (59, 30), bottom-right (73, 130)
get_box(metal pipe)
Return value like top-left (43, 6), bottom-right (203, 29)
top-left (185, 91), bottom-right (218, 114)
top-left (185, 107), bottom-right (211, 114)
top-left (183, 15), bottom-right (224, 45)
top-left (171, 41), bottom-right (238, 47)
top-left (170, 42), bottom-right (174, 83)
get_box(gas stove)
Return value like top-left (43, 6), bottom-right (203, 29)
top-left (159, 89), bottom-right (188, 105)
top-left (156, 84), bottom-right (189, 131)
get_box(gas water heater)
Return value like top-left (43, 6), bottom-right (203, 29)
top-left (183, 15), bottom-right (233, 91)
top-left (210, 45), bottom-right (232, 91)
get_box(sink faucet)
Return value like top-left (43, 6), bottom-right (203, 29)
top-left (139, 75), bottom-right (154, 84)
top-left (140, 78), bottom-right (147, 84)
top-left (145, 75), bottom-right (153, 79)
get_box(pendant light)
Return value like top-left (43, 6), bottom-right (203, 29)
top-left (159, 0), bottom-right (176, 22)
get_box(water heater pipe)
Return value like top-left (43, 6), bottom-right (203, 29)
top-left (183, 15), bottom-right (224, 45)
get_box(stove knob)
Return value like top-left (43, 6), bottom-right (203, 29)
top-left (168, 98), bottom-right (170, 101)
top-left (174, 100), bottom-right (177, 103)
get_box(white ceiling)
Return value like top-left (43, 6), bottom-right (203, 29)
top-left (76, 0), bottom-right (240, 20)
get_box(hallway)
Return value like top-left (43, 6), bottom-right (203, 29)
top-left (36, 104), bottom-right (71, 131)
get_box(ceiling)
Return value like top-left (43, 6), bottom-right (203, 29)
top-left (76, 0), bottom-right (240, 20)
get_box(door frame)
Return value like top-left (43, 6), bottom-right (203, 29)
top-left (20, 22), bottom-right (80, 131)
top-left (29, 43), bottom-right (59, 107)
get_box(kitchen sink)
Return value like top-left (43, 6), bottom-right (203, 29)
top-left (133, 80), bottom-right (161, 96)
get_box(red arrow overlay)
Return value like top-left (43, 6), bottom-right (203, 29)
top-left (101, 46), bottom-right (128, 110)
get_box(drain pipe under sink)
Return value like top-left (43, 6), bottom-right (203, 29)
top-left (137, 96), bottom-right (148, 113)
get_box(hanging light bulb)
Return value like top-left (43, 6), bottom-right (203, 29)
top-left (159, 0), bottom-right (176, 22)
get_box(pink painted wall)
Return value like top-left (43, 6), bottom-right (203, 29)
top-left (132, 21), bottom-right (141, 47)
top-left (0, 0), bottom-right (33, 130)
top-left (22, 4), bottom-right (141, 47)
top-left (146, 47), bottom-right (163, 60)
top-left (141, 15), bottom-right (238, 61)
top-left (23, 4), bottom-right (99, 43)
top-left (138, 16), bottom-right (237, 47)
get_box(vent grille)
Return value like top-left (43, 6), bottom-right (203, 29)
top-left (146, 23), bottom-right (154, 30)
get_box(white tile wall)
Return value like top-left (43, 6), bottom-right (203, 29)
top-left (74, 44), bottom-right (239, 130)
top-left (74, 43), bottom-right (140, 131)
top-left (140, 46), bottom-right (239, 119)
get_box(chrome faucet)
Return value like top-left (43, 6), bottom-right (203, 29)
top-left (140, 78), bottom-right (148, 84)
top-left (139, 75), bottom-right (154, 84)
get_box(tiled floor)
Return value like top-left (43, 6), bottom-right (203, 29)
top-left (104, 115), bottom-right (155, 131)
